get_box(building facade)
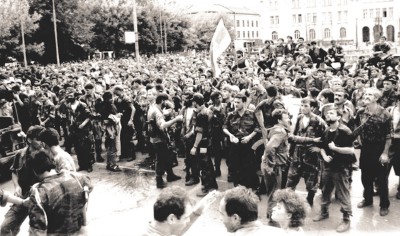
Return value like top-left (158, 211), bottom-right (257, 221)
top-left (260, 0), bottom-right (399, 47)
top-left (186, 4), bottom-right (262, 50)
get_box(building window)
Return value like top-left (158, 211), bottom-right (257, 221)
top-left (383, 8), bottom-right (387, 17)
top-left (256, 21), bottom-right (258, 27)
top-left (242, 20), bottom-right (245, 27)
top-left (340, 27), bottom-right (346, 38)
top-left (292, 0), bottom-right (299, 8)
top-left (362, 26), bottom-right (370, 42)
top-left (248, 31), bottom-right (250, 38)
top-left (376, 8), bottom-right (380, 18)
top-left (243, 31), bottom-right (246, 38)
top-left (257, 31), bottom-right (259, 37)
top-left (294, 30), bottom-right (300, 39)
top-left (324, 28), bottom-right (331, 39)
top-left (328, 12), bottom-right (332, 23)
top-left (237, 31), bottom-right (240, 38)
top-left (247, 20), bottom-right (249, 27)
top-left (309, 29), bottom-right (316, 40)
top-left (270, 16), bottom-right (274, 25)
top-left (272, 31), bottom-right (278, 40)
top-left (275, 16), bottom-right (279, 24)
top-left (338, 11), bottom-right (341, 21)
top-left (237, 20), bottom-right (240, 27)
top-left (298, 14), bottom-right (302, 23)
top-left (387, 25), bottom-right (395, 41)
top-left (251, 21), bottom-right (254, 27)
top-left (388, 7), bottom-right (393, 18)
top-left (252, 31), bottom-right (254, 38)
top-left (363, 9), bottom-right (368, 19)
top-left (369, 9), bottom-right (374, 18)
top-left (293, 14), bottom-right (297, 24)
top-left (313, 13), bottom-right (317, 23)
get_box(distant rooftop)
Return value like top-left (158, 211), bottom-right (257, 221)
top-left (186, 4), bottom-right (260, 16)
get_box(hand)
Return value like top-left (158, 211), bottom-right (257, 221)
top-left (309, 147), bottom-right (321, 153)
top-left (183, 133), bottom-right (192, 140)
top-left (193, 190), bottom-right (220, 215)
top-left (40, 122), bottom-right (45, 127)
top-left (313, 137), bottom-right (321, 143)
top-left (241, 135), bottom-right (251, 144)
top-left (379, 153), bottom-right (389, 165)
top-left (229, 135), bottom-right (239, 144)
top-left (323, 155), bottom-right (333, 163)
top-left (175, 115), bottom-right (183, 122)
top-left (14, 186), bottom-right (22, 198)
top-left (328, 142), bottom-right (336, 151)
top-left (79, 124), bottom-right (85, 129)
top-left (128, 120), bottom-right (134, 127)
top-left (190, 147), bottom-right (197, 156)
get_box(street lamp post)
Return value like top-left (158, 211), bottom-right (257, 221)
top-left (52, 0), bottom-right (60, 67)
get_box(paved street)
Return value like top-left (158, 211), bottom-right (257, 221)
top-left (1, 150), bottom-right (400, 236)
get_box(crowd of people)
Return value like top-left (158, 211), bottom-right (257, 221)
top-left (0, 33), bottom-right (400, 235)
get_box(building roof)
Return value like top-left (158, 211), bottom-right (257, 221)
top-left (186, 4), bottom-right (259, 16)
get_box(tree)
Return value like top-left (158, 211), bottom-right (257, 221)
top-left (0, 0), bottom-right (42, 65)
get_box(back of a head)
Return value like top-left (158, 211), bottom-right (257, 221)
top-left (26, 125), bottom-right (45, 141)
top-left (153, 186), bottom-right (190, 222)
top-left (223, 186), bottom-right (259, 225)
top-left (29, 150), bottom-right (56, 175)
top-left (38, 128), bottom-right (60, 147)
top-left (192, 93), bottom-right (204, 106)
top-left (266, 85), bottom-right (278, 98)
top-left (155, 93), bottom-right (169, 105)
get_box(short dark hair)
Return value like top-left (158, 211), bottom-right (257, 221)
top-left (29, 150), bottom-right (56, 175)
top-left (153, 186), bottom-right (191, 222)
top-left (271, 109), bottom-right (288, 124)
top-left (38, 128), bottom-right (60, 147)
top-left (309, 87), bottom-right (320, 98)
top-left (223, 186), bottom-right (259, 225)
top-left (266, 85), bottom-right (278, 97)
top-left (320, 89), bottom-right (334, 103)
top-left (156, 93), bottom-right (169, 105)
top-left (192, 93), bottom-right (204, 106)
top-left (26, 125), bottom-right (45, 140)
top-left (234, 93), bottom-right (247, 103)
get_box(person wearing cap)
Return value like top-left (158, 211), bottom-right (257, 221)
top-left (309, 41), bottom-right (327, 69)
top-left (326, 40), bottom-right (345, 71)
top-left (28, 81), bottom-right (43, 126)
top-left (80, 83), bottom-right (104, 163)
top-left (379, 75), bottom-right (398, 108)
top-left (147, 93), bottom-right (183, 188)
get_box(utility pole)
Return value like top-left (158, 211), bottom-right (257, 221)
top-left (132, 0), bottom-right (140, 66)
top-left (164, 17), bottom-right (167, 53)
top-left (52, 0), bottom-right (60, 66)
top-left (19, 0), bottom-right (27, 68)
top-left (159, 9), bottom-right (164, 54)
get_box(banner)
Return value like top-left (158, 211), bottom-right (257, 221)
top-left (210, 19), bottom-right (231, 78)
top-left (125, 31), bottom-right (136, 44)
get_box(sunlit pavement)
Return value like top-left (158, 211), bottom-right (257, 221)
top-left (1, 150), bottom-right (400, 236)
